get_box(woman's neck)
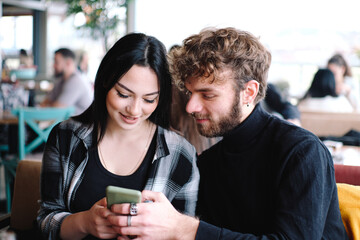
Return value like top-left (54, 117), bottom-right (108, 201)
top-left (105, 120), bottom-right (153, 143)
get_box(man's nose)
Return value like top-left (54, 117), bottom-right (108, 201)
top-left (186, 95), bottom-right (202, 114)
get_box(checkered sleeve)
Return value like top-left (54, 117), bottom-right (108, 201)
top-left (171, 145), bottom-right (199, 216)
top-left (37, 123), bottom-right (71, 239)
top-left (36, 120), bottom-right (87, 240)
top-left (150, 128), bottom-right (199, 216)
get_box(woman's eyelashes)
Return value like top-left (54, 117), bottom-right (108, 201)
top-left (117, 91), bottom-right (128, 98)
top-left (116, 90), bottom-right (158, 104)
top-left (144, 98), bottom-right (156, 104)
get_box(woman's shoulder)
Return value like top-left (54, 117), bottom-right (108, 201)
top-left (52, 117), bottom-right (93, 140)
top-left (158, 127), bottom-right (197, 154)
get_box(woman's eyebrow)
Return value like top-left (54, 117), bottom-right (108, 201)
top-left (117, 82), bottom-right (159, 96)
top-left (117, 82), bottom-right (134, 93)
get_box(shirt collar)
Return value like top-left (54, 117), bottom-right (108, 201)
top-left (222, 104), bottom-right (271, 151)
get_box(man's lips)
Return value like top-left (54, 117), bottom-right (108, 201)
top-left (195, 118), bottom-right (209, 124)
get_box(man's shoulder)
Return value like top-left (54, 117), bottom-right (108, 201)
top-left (67, 71), bottom-right (87, 84)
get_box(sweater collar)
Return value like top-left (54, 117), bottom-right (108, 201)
top-left (222, 104), bottom-right (271, 150)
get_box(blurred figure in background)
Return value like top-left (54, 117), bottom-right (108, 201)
top-left (77, 51), bottom-right (89, 75)
top-left (298, 68), bottom-right (354, 112)
top-left (76, 50), bottom-right (93, 88)
top-left (19, 49), bottom-right (34, 68)
top-left (262, 83), bottom-right (301, 126)
top-left (40, 48), bottom-right (93, 115)
top-left (327, 54), bottom-right (360, 111)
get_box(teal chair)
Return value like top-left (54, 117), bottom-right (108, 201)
top-left (11, 107), bottom-right (74, 161)
top-left (2, 106), bottom-right (74, 212)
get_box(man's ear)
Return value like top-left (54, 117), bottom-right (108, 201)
top-left (242, 80), bottom-right (259, 105)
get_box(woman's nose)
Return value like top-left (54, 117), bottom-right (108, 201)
top-left (127, 99), bottom-right (141, 116)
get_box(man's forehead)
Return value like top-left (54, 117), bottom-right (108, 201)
top-left (185, 70), bottom-right (234, 89)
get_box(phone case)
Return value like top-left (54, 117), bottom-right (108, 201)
top-left (106, 186), bottom-right (142, 209)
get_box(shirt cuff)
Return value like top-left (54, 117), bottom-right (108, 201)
top-left (195, 220), bottom-right (221, 240)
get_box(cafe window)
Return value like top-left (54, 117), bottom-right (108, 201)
top-left (0, 15), bottom-right (33, 68)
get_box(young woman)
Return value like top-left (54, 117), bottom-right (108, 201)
top-left (37, 33), bottom-right (199, 240)
top-left (327, 54), bottom-right (360, 111)
top-left (298, 68), bottom-right (354, 112)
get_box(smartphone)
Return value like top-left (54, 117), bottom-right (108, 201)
top-left (106, 185), bottom-right (142, 209)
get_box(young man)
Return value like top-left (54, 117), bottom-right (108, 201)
top-left (108, 28), bottom-right (348, 239)
top-left (41, 48), bottom-right (93, 115)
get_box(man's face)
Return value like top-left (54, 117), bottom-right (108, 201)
top-left (185, 72), bottom-right (242, 137)
top-left (53, 53), bottom-right (66, 78)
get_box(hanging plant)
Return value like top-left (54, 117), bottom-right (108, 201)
top-left (65, 0), bottom-right (129, 51)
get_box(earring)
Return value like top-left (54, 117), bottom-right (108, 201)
top-left (246, 103), bottom-right (249, 107)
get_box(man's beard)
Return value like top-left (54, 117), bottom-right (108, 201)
top-left (194, 91), bottom-right (242, 138)
top-left (54, 71), bottom-right (64, 78)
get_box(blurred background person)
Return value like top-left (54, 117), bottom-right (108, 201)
top-left (262, 83), bottom-right (301, 126)
top-left (76, 50), bottom-right (93, 89)
top-left (77, 50), bottom-right (89, 75)
top-left (19, 48), bottom-right (34, 68)
top-left (40, 48), bottom-right (93, 115)
top-left (298, 68), bottom-right (354, 112)
top-left (327, 53), bottom-right (360, 111)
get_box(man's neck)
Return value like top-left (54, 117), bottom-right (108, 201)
top-left (239, 104), bottom-right (256, 123)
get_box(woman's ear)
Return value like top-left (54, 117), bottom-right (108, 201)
top-left (242, 80), bottom-right (259, 105)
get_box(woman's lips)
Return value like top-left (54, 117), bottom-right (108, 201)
top-left (120, 113), bottom-right (139, 124)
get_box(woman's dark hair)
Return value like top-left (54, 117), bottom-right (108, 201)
top-left (73, 33), bottom-right (172, 145)
top-left (303, 68), bottom-right (337, 99)
top-left (327, 54), bottom-right (352, 77)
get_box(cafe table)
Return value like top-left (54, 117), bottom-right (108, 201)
top-left (325, 140), bottom-right (360, 166)
top-left (0, 111), bottom-right (18, 125)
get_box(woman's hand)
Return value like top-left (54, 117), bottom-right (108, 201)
top-left (61, 197), bottom-right (118, 240)
top-left (84, 197), bottom-right (119, 238)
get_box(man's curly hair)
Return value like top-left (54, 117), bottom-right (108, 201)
top-left (168, 27), bottom-right (271, 104)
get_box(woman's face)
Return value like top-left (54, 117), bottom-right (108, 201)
top-left (327, 63), bottom-right (345, 82)
top-left (106, 65), bottom-right (159, 130)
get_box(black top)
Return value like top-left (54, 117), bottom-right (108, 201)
top-left (71, 130), bottom-right (157, 240)
top-left (195, 104), bottom-right (348, 239)
top-left (72, 130), bottom-right (157, 212)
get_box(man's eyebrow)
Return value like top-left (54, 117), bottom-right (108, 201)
top-left (194, 88), bottom-right (215, 93)
top-left (117, 82), bottom-right (159, 96)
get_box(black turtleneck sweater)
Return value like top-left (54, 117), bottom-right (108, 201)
top-left (195, 104), bottom-right (348, 239)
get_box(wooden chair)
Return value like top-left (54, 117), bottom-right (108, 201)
top-left (0, 160), bottom-right (42, 239)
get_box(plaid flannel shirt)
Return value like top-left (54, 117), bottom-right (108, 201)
top-left (37, 118), bottom-right (199, 239)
